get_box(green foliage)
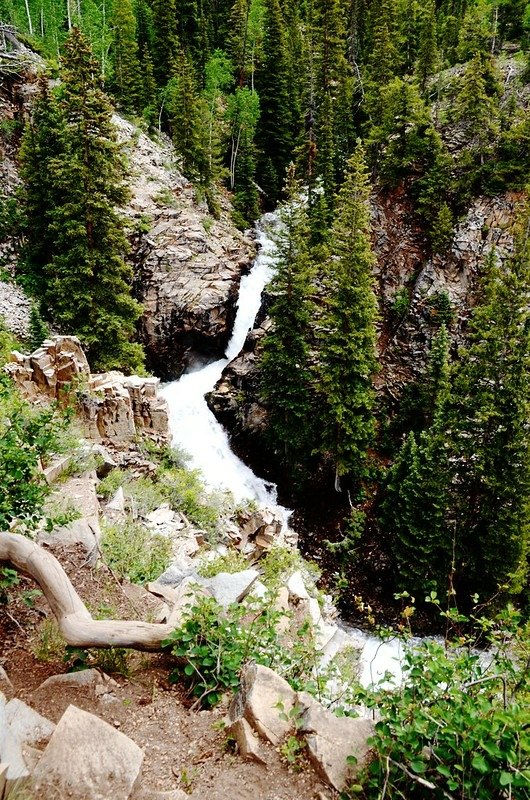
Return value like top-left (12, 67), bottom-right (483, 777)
top-left (163, 594), bottom-right (320, 707)
top-left (260, 166), bottom-right (316, 468)
top-left (0, 567), bottom-right (20, 604)
top-left (0, 376), bottom-right (70, 529)
top-left (197, 550), bottom-right (249, 577)
top-left (28, 304), bottom-right (50, 350)
top-left (259, 545), bottom-right (321, 590)
top-left (357, 606), bottom-right (530, 799)
top-left (317, 143), bottom-right (378, 486)
top-left (101, 519), bottom-right (172, 584)
top-left (31, 618), bottom-right (66, 662)
top-left (19, 32), bottom-right (144, 373)
top-left (0, 319), bottom-right (19, 367)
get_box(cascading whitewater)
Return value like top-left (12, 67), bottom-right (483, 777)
top-left (161, 212), bottom-right (282, 508)
top-left (160, 211), bottom-right (409, 688)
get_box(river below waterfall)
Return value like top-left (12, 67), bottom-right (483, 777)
top-left (160, 212), bottom-right (408, 688)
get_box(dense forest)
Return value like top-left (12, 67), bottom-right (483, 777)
top-left (0, 0), bottom-right (530, 614)
top-left (0, 2), bottom-right (530, 797)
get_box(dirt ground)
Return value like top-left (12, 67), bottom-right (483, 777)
top-left (0, 545), bottom-right (331, 800)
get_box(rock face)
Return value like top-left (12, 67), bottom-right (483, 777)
top-left (115, 116), bottom-right (255, 380)
top-left (5, 335), bottom-right (169, 443)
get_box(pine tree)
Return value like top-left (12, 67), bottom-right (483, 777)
top-left (317, 143), bottom-right (378, 487)
top-left (453, 52), bottom-right (500, 161)
top-left (382, 325), bottom-right (453, 595)
top-left (18, 75), bottom-right (67, 299)
top-left (415, 0), bottom-right (438, 94)
top-left (254, 0), bottom-right (294, 206)
top-left (445, 240), bottom-right (530, 599)
top-left (21, 29), bottom-right (144, 372)
top-left (109, 0), bottom-right (143, 114)
top-left (150, 0), bottom-right (180, 85)
top-left (167, 51), bottom-right (204, 181)
top-left (260, 165), bottom-right (316, 465)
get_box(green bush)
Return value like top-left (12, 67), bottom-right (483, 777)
top-left (163, 595), bottom-right (320, 708)
top-left (354, 605), bottom-right (530, 799)
top-left (101, 519), bottom-right (172, 584)
top-left (0, 375), bottom-right (71, 529)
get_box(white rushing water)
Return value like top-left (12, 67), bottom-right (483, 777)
top-left (161, 212), bottom-right (408, 687)
top-left (161, 213), bottom-right (282, 508)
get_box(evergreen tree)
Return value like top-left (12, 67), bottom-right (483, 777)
top-left (21, 29), bottom-right (144, 372)
top-left (445, 241), bottom-right (530, 598)
top-left (453, 52), bottom-right (500, 160)
top-left (415, 0), bottom-right (438, 94)
top-left (109, 0), bottom-right (143, 114)
top-left (150, 0), bottom-right (180, 85)
top-left (260, 166), bottom-right (316, 465)
top-left (167, 51), bottom-right (204, 181)
top-left (227, 86), bottom-right (260, 224)
top-left (317, 143), bottom-right (378, 487)
top-left (18, 75), bottom-right (67, 299)
top-left (254, 0), bottom-right (294, 206)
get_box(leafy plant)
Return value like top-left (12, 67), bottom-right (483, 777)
top-left (31, 619), bottom-right (66, 662)
top-left (101, 519), bottom-right (172, 584)
top-left (163, 595), bottom-right (320, 708)
top-left (0, 567), bottom-right (20, 604)
top-left (197, 550), bottom-right (250, 578)
top-left (352, 604), bottom-right (530, 799)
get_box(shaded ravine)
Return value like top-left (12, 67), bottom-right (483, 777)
top-left (160, 212), bottom-right (408, 687)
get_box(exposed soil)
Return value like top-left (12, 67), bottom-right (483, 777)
top-left (0, 544), bottom-right (331, 800)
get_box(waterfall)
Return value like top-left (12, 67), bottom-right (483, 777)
top-left (160, 211), bottom-right (408, 688)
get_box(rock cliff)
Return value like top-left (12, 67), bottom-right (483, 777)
top-left (115, 117), bottom-right (255, 379)
top-left (0, 69), bottom-right (255, 378)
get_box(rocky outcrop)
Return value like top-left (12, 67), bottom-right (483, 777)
top-left (32, 705), bottom-right (144, 800)
top-left (5, 335), bottom-right (169, 443)
top-left (229, 664), bottom-right (375, 792)
top-left (115, 117), bottom-right (256, 379)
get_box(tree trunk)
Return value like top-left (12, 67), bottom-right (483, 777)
top-left (0, 531), bottom-right (178, 651)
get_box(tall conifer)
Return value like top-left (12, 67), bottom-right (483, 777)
top-left (317, 143), bottom-right (378, 487)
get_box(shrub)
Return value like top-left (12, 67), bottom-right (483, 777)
top-left (354, 604), bottom-right (530, 799)
top-left (101, 519), bottom-right (172, 584)
top-left (163, 595), bottom-right (318, 708)
top-left (0, 375), bottom-right (71, 529)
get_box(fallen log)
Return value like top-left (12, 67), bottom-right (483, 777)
top-left (0, 530), bottom-right (178, 651)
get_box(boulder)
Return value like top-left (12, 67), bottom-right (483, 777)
top-left (198, 569), bottom-right (259, 607)
top-left (229, 663), bottom-right (296, 746)
top-left (35, 669), bottom-right (109, 693)
top-left (32, 705), bottom-right (144, 800)
top-left (4, 698), bottom-right (55, 746)
top-left (297, 692), bottom-right (374, 792)
top-left (0, 693), bottom-right (30, 783)
top-left (286, 571), bottom-right (309, 602)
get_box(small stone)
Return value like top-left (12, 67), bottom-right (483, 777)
top-left (287, 571), bottom-right (309, 602)
top-left (228, 718), bottom-right (267, 765)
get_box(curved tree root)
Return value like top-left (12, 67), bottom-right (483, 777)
top-left (0, 530), bottom-right (176, 651)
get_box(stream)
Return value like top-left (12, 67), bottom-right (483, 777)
top-left (160, 212), bottom-right (407, 688)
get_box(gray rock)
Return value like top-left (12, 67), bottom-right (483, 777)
top-left (107, 486), bottom-right (126, 513)
top-left (286, 571), bottom-right (309, 602)
top-left (228, 718), bottom-right (267, 765)
top-left (198, 569), bottom-right (259, 607)
top-left (32, 705), bottom-right (144, 800)
top-left (229, 663), bottom-right (296, 746)
top-left (35, 668), bottom-right (107, 693)
top-left (0, 693), bottom-right (30, 782)
top-left (38, 517), bottom-right (98, 557)
top-left (90, 443), bottom-right (118, 478)
top-left (5, 698), bottom-right (55, 746)
top-left (156, 563), bottom-right (196, 587)
top-left (297, 692), bottom-right (374, 791)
